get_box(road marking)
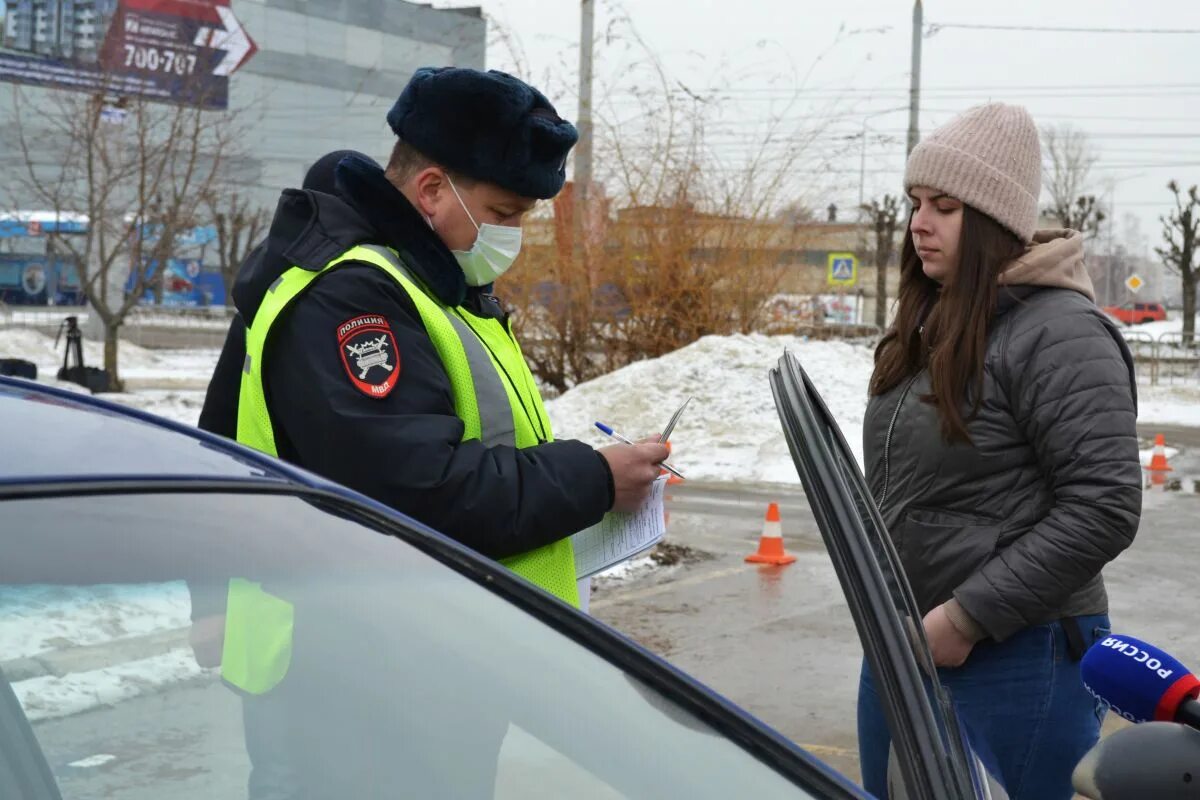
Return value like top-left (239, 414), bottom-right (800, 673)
top-left (592, 564), bottom-right (747, 609)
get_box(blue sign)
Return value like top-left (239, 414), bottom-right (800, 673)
top-left (0, 217), bottom-right (89, 238)
top-left (826, 252), bottom-right (858, 286)
top-left (0, 216), bottom-right (215, 242)
top-left (139, 223), bottom-right (218, 247)
top-left (0, 256), bottom-right (83, 305)
top-left (126, 258), bottom-right (225, 307)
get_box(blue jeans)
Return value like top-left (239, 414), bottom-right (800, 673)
top-left (857, 614), bottom-right (1110, 800)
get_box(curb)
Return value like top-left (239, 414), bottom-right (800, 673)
top-left (1, 626), bottom-right (191, 683)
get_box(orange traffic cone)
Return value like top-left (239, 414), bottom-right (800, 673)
top-left (662, 442), bottom-right (684, 485)
top-left (1147, 434), bottom-right (1173, 473)
top-left (745, 502), bottom-right (796, 566)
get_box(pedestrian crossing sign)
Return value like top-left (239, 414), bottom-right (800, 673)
top-left (827, 253), bottom-right (858, 286)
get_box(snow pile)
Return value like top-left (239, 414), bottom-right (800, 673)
top-left (97, 389), bottom-right (207, 427)
top-left (1, 581), bottom-right (200, 722)
top-left (0, 327), bottom-right (219, 388)
top-left (0, 582), bottom-right (191, 660)
top-left (546, 334), bottom-right (875, 484)
top-left (1119, 314), bottom-right (1200, 341)
top-left (14, 650), bottom-right (209, 722)
top-left (5, 324), bottom-right (1200, 477)
top-left (1139, 385), bottom-right (1200, 429)
top-left (593, 555), bottom-right (657, 583)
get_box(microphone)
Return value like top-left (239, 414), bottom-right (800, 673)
top-left (1081, 634), bottom-right (1200, 728)
top-left (1072, 722), bottom-right (1200, 799)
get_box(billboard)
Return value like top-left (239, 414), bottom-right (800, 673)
top-left (0, 255), bottom-right (83, 305)
top-left (125, 257), bottom-right (225, 306)
top-left (0, 0), bottom-right (256, 109)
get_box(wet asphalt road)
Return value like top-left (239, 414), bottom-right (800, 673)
top-left (592, 425), bottom-right (1200, 782)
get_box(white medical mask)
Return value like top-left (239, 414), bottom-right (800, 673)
top-left (446, 177), bottom-right (522, 287)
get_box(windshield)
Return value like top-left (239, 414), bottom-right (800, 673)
top-left (0, 490), bottom-right (826, 799)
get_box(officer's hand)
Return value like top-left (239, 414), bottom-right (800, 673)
top-left (600, 441), bottom-right (670, 513)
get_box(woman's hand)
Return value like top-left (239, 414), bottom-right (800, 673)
top-left (923, 603), bottom-right (975, 668)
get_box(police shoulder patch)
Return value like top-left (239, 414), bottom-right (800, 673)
top-left (337, 315), bottom-right (400, 399)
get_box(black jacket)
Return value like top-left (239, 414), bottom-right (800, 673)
top-left (864, 285), bottom-right (1141, 642)
top-left (200, 156), bottom-right (613, 559)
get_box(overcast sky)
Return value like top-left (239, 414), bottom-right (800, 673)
top-left (437, 0), bottom-right (1200, 255)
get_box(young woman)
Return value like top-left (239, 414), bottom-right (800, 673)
top-left (856, 103), bottom-right (1141, 799)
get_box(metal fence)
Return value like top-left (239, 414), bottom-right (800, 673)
top-left (1122, 329), bottom-right (1200, 386)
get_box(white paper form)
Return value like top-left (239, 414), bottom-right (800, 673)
top-left (570, 475), bottom-right (668, 579)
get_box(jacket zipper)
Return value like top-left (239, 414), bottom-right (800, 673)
top-left (879, 374), bottom-right (920, 509)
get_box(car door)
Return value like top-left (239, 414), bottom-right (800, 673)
top-left (1, 482), bottom-right (869, 800)
top-left (770, 350), bottom-right (1003, 800)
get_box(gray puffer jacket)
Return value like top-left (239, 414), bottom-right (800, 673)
top-left (863, 230), bottom-right (1141, 643)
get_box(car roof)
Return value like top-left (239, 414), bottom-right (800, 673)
top-left (0, 377), bottom-right (322, 487)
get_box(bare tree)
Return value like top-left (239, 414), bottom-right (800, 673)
top-left (204, 191), bottom-right (268, 307)
top-left (1041, 124), bottom-right (1106, 236)
top-left (861, 194), bottom-right (901, 329)
top-left (5, 80), bottom-right (241, 391)
top-left (1155, 181), bottom-right (1199, 344)
top-left (502, 18), bottom-right (836, 391)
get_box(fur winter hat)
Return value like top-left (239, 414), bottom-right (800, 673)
top-left (387, 67), bottom-right (578, 200)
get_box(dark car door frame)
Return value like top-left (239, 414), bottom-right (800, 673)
top-left (771, 350), bottom-right (984, 800)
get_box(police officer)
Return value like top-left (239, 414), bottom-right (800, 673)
top-left (199, 149), bottom-right (377, 440)
top-left (204, 67), bottom-right (667, 609)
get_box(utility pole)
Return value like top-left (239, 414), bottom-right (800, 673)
top-left (906, 0), bottom-right (923, 157)
top-left (1107, 181), bottom-right (1118, 307)
top-left (574, 0), bottom-right (595, 257)
top-left (858, 119), bottom-right (867, 213)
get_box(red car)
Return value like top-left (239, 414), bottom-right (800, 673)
top-left (1102, 302), bottom-right (1167, 325)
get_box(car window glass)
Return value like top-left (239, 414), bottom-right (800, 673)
top-left (0, 492), bottom-right (820, 799)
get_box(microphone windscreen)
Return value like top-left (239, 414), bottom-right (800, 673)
top-left (1081, 634), bottom-right (1200, 723)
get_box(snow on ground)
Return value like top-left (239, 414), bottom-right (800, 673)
top-left (1138, 385), bottom-right (1200, 429)
top-left (1117, 313), bottom-right (1200, 341)
top-left (98, 388), bottom-right (207, 426)
top-left (0, 582), bottom-right (191, 661)
top-left (546, 334), bottom-right (875, 485)
top-left (5, 323), bottom-right (1198, 477)
top-left (13, 649), bottom-right (209, 722)
top-left (0, 327), bottom-right (219, 389)
top-left (593, 555), bottom-right (658, 584)
top-left (1, 581), bottom-right (197, 723)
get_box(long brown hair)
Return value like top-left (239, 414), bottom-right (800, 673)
top-left (871, 205), bottom-right (1026, 444)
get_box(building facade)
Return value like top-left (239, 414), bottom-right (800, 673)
top-left (0, 0), bottom-right (487, 307)
top-left (224, 0), bottom-right (485, 204)
top-left (1, 0), bottom-right (486, 211)
top-left (3, 1), bottom-right (115, 62)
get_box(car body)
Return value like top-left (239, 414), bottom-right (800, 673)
top-left (1102, 302), bottom-right (1167, 325)
top-left (0, 369), bottom-right (1006, 799)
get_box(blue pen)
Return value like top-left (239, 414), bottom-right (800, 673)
top-left (595, 422), bottom-right (685, 480)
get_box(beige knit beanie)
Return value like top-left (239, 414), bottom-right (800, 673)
top-left (904, 103), bottom-right (1042, 243)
